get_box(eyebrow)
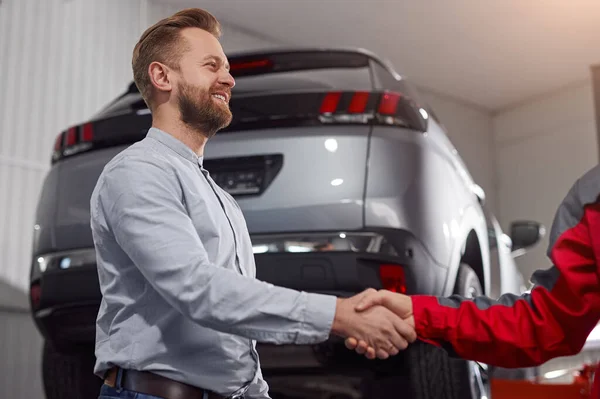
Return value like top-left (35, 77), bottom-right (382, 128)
top-left (202, 55), bottom-right (230, 71)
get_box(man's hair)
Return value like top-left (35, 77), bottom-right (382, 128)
top-left (132, 8), bottom-right (221, 109)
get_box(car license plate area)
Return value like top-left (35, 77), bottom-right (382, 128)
top-left (204, 154), bottom-right (283, 197)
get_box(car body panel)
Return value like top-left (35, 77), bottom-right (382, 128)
top-left (52, 146), bottom-right (129, 251)
top-left (206, 126), bottom-right (370, 233)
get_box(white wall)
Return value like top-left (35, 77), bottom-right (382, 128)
top-left (0, 0), bottom-right (148, 293)
top-left (493, 80), bottom-right (598, 279)
top-left (147, 0), bottom-right (280, 52)
top-left (0, 304), bottom-right (44, 398)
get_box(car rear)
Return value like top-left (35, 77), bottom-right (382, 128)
top-left (29, 49), bottom-right (430, 375)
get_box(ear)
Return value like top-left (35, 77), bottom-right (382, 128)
top-left (148, 61), bottom-right (173, 94)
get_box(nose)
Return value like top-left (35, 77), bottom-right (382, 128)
top-left (219, 69), bottom-right (235, 88)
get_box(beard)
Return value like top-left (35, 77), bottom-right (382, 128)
top-left (177, 81), bottom-right (233, 139)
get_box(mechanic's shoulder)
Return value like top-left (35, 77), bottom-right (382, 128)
top-left (572, 164), bottom-right (600, 207)
top-left (546, 165), bottom-right (600, 244)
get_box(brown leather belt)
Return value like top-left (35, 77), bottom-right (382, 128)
top-left (104, 367), bottom-right (227, 399)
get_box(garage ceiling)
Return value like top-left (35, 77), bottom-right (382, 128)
top-left (166, 0), bottom-right (600, 111)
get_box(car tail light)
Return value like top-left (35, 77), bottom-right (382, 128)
top-left (317, 90), bottom-right (425, 130)
top-left (319, 92), bottom-right (342, 114)
top-left (230, 58), bottom-right (273, 71)
top-left (66, 126), bottom-right (77, 146)
top-left (379, 264), bottom-right (406, 293)
top-left (348, 91), bottom-right (370, 114)
top-left (81, 122), bottom-right (94, 141)
top-left (378, 92), bottom-right (401, 115)
top-left (30, 282), bottom-right (41, 309)
top-left (53, 132), bottom-right (63, 151)
top-left (51, 122), bottom-right (95, 164)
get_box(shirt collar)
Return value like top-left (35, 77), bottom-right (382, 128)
top-left (147, 127), bottom-right (204, 167)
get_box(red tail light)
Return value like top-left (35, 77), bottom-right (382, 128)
top-left (379, 264), bottom-right (406, 294)
top-left (51, 122), bottom-right (95, 164)
top-left (320, 92), bottom-right (342, 114)
top-left (66, 127), bottom-right (77, 146)
top-left (30, 283), bottom-right (41, 309)
top-left (230, 59), bottom-right (273, 71)
top-left (81, 123), bottom-right (94, 142)
top-left (348, 91), bottom-right (370, 113)
top-left (53, 133), bottom-right (63, 151)
top-left (378, 92), bottom-right (401, 115)
top-left (317, 90), bottom-right (410, 124)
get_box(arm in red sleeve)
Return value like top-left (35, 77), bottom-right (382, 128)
top-left (412, 172), bottom-right (600, 368)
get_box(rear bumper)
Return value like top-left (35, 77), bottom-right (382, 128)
top-left (257, 336), bottom-right (411, 375)
top-left (253, 228), bottom-right (448, 295)
top-left (31, 264), bottom-right (101, 349)
top-left (30, 228), bottom-right (447, 356)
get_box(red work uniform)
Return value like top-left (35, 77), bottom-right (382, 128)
top-left (411, 165), bottom-right (600, 396)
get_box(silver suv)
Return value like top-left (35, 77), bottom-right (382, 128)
top-left (29, 48), bottom-right (544, 399)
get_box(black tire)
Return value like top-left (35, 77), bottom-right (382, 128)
top-left (405, 263), bottom-right (490, 399)
top-left (42, 340), bottom-right (103, 399)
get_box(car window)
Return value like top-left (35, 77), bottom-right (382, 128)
top-left (232, 66), bottom-right (373, 94)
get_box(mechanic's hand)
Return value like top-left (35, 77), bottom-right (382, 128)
top-left (331, 289), bottom-right (416, 360)
top-left (344, 290), bottom-right (415, 359)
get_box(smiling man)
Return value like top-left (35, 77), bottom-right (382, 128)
top-left (90, 8), bottom-right (416, 399)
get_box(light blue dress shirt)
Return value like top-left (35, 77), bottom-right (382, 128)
top-left (90, 127), bottom-right (338, 398)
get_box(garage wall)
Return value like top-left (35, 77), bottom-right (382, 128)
top-left (147, 0), bottom-right (279, 52)
top-left (0, 281), bottom-right (43, 398)
top-left (493, 80), bottom-right (598, 279)
top-left (0, 0), bottom-right (149, 397)
top-left (0, 0), bottom-right (147, 293)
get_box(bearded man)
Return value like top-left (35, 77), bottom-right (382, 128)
top-left (90, 8), bottom-right (416, 399)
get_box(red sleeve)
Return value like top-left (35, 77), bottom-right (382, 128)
top-left (412, 176), bottom-right (600, 368)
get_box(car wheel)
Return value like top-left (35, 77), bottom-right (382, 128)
top-left (455, 263), bottom-right (492, 399)
top-left (42, 340), bottom-right (102, 399)
top-left (406, 263), bottom-right (491, 399)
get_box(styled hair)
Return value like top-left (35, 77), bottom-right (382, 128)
top-left (132, 8), bottom-right (221, 109)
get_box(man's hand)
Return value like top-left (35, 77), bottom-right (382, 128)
top-left (343, 289), bottom-right (415, 359)
top-left (331, 289), bottom-right (417, 360)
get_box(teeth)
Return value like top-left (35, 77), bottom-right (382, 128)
top-left (212, 94), bottom-right (226, 102)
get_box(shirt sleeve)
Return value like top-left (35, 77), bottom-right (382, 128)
top-left (94, 155), bottom-right (337, 345)
top-left (245, 360), bottom-right (271, 399)
top-left (412, 178), bottom-right (600, 368)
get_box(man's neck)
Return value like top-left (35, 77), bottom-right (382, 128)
top-left (152, 117), bottom-right (208, 157)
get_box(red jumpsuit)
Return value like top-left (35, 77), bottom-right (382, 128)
top-left (411, 165), bottom-right (600, 396)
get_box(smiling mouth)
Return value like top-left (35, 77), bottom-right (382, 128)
top-left (212, 94), bottom-right (228, 103)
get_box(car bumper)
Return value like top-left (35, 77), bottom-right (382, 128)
top-left (29, 228), bottom-right (446, 356)
top-left (253, 228), bottom-right (448, 295)
top-left (257, 336), bottom-right (411, 376)
top-left (31, 264), bottom-right (101, 349)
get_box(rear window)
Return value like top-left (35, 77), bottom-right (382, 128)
top-left (232, 66), bottom-right (373, 94)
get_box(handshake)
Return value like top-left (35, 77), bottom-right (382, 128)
top-left (331, 288), bottom-right (416, 360)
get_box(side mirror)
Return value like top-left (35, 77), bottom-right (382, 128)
top-left (510, 220), bottom-right (546, 257)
